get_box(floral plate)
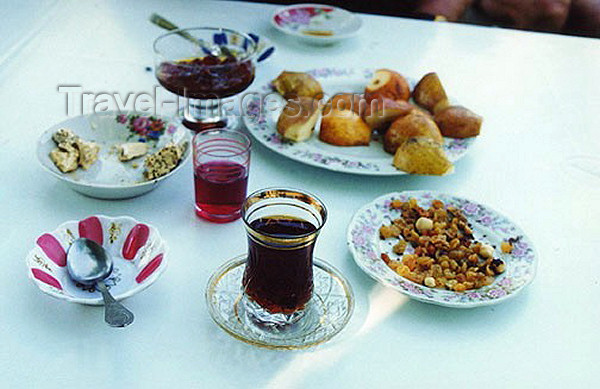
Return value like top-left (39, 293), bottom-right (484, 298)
top-left (271, 3), bottom-right (362, 44)
top-left (347, 191), bottom-right (537, 308)
top-left (242, 68), bottom-right (475, 176)
top-left (37, 110), bottom-right (191, 199)
top-left (26, 215), bottom-right (168, 305)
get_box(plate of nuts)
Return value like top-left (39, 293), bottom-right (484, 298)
top-left (347, 191), bottom-right (537, 308)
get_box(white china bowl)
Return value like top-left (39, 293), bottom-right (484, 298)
top-left (37, 111), bottom-right (191, 199)
top-left (26, 215), bottom-right (168, 305)
top-left (271, 3), bottom-right (362, 45)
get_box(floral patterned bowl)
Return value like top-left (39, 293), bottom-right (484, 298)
top-left (26, 215), bottom-right (168, 305)
top-left (271, 4), bottom-right (362, 45)
top-left (36, 111), bottom-right (191, 199)
top-left (347, 191), bottom-right (537, 308)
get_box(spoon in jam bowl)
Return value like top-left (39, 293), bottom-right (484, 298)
top-left (67, 238), bottom-right (134, 327)
top-left (149, 13), bottom-right (233, 58)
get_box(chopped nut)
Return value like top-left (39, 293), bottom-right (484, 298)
top-left (144, 143), bottom-right (184, 180)
top-left (415, 217), bottom-right (433, 232)
top-left (491, 258), bottom-right (506, 274)
top-left (479, 244), bottom-right (494, 258)
top-left (392, 240), bottom-right (407, 254)
top-left (449, 238), bottom-right (460, 250)
top-left (379, 198), bottom-right (507, 292)
top-left (431, 199), bottom-right (444, 209)
top-left (424, 276), bottom-right (436, 288)
top-left (379, 224), bottom-right (401, 239)
top-left (453, 283), bottom-right (467, 292)
top-left (501, 241), bottom-right (513, 254)
top-left (391, 199), bottom-right (403, 209)
top-left (381, 253), bottom-right (391, 264)
top-left (402, 254), bottom-right (417, 271)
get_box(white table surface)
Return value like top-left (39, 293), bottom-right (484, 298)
top-left (1, 1), bottom-right (599, 387)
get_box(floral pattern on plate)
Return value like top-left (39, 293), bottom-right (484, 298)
top-left (26, 215), bottom-right (168, 305)
top-left (271, 4), bottom-right (361, 44)
top-left (347, 191), bottom-right (537, 307)
top-left (242, 67), bottom-right (476, 176)
top-left (273, 6), bottom-right (334, 31)
top-left (117, 113), bottom-right (177, 142)
top-left (37, 110), bottom-right (191, 199)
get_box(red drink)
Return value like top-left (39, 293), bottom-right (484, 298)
top-left (194, 161), bottom-right (248, 222)
top-left (192, 129), bottom-right (251, 223)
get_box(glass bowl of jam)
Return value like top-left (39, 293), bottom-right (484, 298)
top-left (154, 27), bottom-right (258, 130)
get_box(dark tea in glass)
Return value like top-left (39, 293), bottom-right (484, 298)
top-left (244, 216), bottom-right (317, 314)
top-left (241, 189), bottom-right (327, 328)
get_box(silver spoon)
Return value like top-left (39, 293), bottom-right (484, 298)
top-left (67, 238), bottom-right (134, 327)
top-left (149, 13), bottom-right (235, 58)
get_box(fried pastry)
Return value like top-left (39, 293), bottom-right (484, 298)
top-left (363, 98), bottom-right (414, 133)
top-left (322, 93), bottom-right (366, 116)
top-left (434, 106), bottom-right (482, 138)
top-left (413, 72), bottom-right (448, 113)
top-left (277, 96), bottom-right (321, 142)
top-left (384, 110), bottom-right (443, 154)
top-left (392, 137), bottom-right (453, 175)
top-left (364, 69), bottom-right (411, 103)
top-left (319, 109), bottom-right (371, 146)
top-left (272, 71), bottom-right (323, 99)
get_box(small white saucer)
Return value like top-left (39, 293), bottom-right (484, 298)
top-left (271, 3), bottom-right (362, 45)
top-left (26, 215), bottom-right (168, 305)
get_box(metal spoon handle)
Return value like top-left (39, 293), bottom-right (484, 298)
top-left (149, 13), bottom-right (234, 58)
top-left (149, 13), bottom-right (204, 47)
top-left (96, 281), bottom-right (134, 328)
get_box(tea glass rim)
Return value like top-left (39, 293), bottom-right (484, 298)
top-left (153, 27), bottom-right (258, 64)
top-left (193, 129), bottom-right (251, 158)
top-left (242, 187), bottom-right (328, 239)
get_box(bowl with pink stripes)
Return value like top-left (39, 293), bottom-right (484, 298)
top-left (26, 215), bottom-right (168, 305)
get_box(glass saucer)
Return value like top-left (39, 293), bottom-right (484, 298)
top-left (205, 255), bottom-right (354, 349)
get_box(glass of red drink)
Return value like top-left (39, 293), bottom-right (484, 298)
top-left (153, 27), bottom-right (257, 131)
top-left (193, 129), bottom-right (251, 223)
top-left (240, 188), bottom-right (327, 333)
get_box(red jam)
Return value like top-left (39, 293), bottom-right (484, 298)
top-left (157, 55), bottom-right (255, 99)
